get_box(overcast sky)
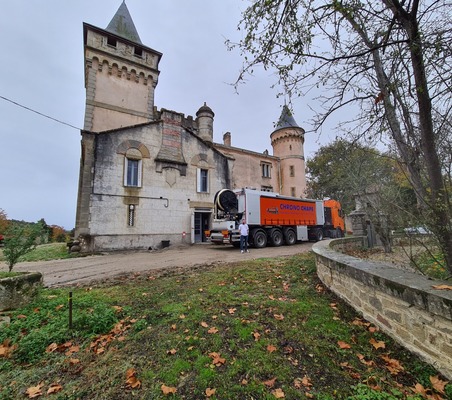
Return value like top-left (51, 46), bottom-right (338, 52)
top-left (0, 1), bottom-right (337, 230)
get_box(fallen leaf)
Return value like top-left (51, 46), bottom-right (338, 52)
top-left (205, 387), bottom-right (216, 397)
top-left (208, 327), bottom-right (219, 334)
top-left (413, 383), bottom-right (427, 396)
top-left (337, 341), bottom-right (351, 349)
top-left (45, 343), bottom-right (59, 353)
top-left (357, 353), bottom-right (375, 367)
top-left (272, 388), bottom-right (285, 398)
top-left (47, 383), bottom-right (63, 394)
top-left (432, 284), bottom-right (452, 290)
top-left (25, 382), bottom-right (44, 398)
top-left (179, 314), bottom-right (186, 319)
top-left (65, 345), bottom-right (80, 356)
top-left (161, 384), bottom-right (177, 395)
top-left (0, 340), bottom-right (17, 358)
top-left (267, 344), bottom-right (277, 353)
top-left (430, 375), bottom-right (448, 394)
top-left (228, 308), bottom-right (237, 314)
top-left (380, 354), bottom-right (404, 374)
top-left (305, 392), bottom-right (314, 399)
top-left (200, 321), bottom-right (209, 328)
top-left (16, 314), bottom-right (27, 319)
top-left (252, 332), bottom-right (261, 341)
top-left (171, 324), bottom-right (177, 331)
top-left (167, 348), bottom-right (177, 355)
top-left (55, 304), bottom-right (64, 311)
top-left (263, 377), bottom-right (276, 388)
top-left (112, 305), bottom-right (123, 312)
top-left (274, 314), bottom-right (284, 321)
top-left (208, 352), bottom-right (226, 366)
top-left (68, 358), bottom-right (80, 365)
top-left (369, 338), bottom-right (386, 350)
top-left (125, 369), bottom-right (141, 389)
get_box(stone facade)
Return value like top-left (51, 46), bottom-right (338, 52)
top-left (75, 3), bottom-right (307, 252)
top-left (313, 237), bottom-right (452, 380)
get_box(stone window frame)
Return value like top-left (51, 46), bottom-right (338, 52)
top-left (117, 141), bottom-right (150, 188)
top-left (261, 162), bottom-right (271, 178)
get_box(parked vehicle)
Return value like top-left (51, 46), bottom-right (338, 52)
top-left (208, 188), bottom-right (345, 248)
top-left (404, 226), bottom-right (431, 235)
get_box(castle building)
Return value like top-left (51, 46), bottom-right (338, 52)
top-left (75, 2), bottom-right (306, 252)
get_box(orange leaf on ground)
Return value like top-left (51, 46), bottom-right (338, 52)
top-left (200, 321), bottom-right (209, 328)
top-left (430, 375), bottom-right (448, 394)
top-left (274, 314), bottom-right (284, 321)
top-left (272, 388), bottom-right (285, 398)
top-left (369, 338), bottom-right (386, 350)
top-left (125, 369), bottom-right (141, 389)
top-left (46, 343), bottom-right (59, 353)
top-left (208, 327), bottom-right (219, 334)
top-left (167, 348), bottom-right (177, 355)
top-left (263, 377), bottom-right (276, 388)
top-left (253, 332), bottom-right (261, 341)
top-left (208, 352), bottom-right (226, 366)
top-left (337, 341), bottom-right (351, 349)
top-left (47, 383), bottom-right (63, 394)
top-left (205, 388), bottom-right (216, 397)
top-left (380, 354), bottom-right (404, 374)
top-left (0, 340), bottom-right (17, 358)
top-left (25, 383), bottom-right (44, 398)
top-left (228, 308), bottom-right (237, 314)
top-left (267, 344), bottom-right (277, 353)
top-left (161, 384), bottom-right (177, 395)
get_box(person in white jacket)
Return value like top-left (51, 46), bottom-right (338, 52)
top-left (238, 218), bottom-right (249, 253)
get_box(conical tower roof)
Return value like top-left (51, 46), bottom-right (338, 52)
top-left (106, 1), bottom-right (142, 43)
top-left (273, 105), bottom-right (300, 133)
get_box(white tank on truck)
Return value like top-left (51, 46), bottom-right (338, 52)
top-left (208, 188), bottom-right (345, 248)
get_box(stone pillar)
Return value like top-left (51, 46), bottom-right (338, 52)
top-left (223, 132), bottom-right (231, 147)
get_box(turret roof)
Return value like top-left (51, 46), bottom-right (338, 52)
top-left (273, 105), bottom-right (301, 132)
top-left (106, 1), bottom-right (142, 44)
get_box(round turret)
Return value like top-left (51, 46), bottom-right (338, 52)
top-left (270, 105), bottom-right (306, 197)
top-left (196, 102), bottom-right (215, 142)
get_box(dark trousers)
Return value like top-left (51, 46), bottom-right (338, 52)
top-left (240, 235), bottom-right (248, 251)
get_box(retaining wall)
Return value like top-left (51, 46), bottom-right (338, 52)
top-left (312, 237), bottom-right (452, 379)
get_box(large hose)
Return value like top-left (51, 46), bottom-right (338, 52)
top-left (214, 189), bottom-right (238, 214)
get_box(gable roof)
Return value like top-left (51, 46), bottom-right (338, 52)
top-left (106, 1), bottom-right (142, 44)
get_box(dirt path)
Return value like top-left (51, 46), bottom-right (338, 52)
top-left (4, 242), bottom-right (314, 287)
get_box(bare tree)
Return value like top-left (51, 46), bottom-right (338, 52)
top-left (228, 0), bottom-right (452, 273)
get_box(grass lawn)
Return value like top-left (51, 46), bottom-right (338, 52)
top-left (0, 242), bottom-right (79, 265)
top-left (0, 253), bottom-right (450, 399)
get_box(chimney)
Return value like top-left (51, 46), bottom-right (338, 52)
top-left (223, 132), bottom-right (231, 147)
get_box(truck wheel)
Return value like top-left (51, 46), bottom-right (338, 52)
top-left (336, 228), bottom-right (343, 238)
top-left (315, 229), bottom-right (324, 242)
top-left (269, 228), bottom-right (283, 247)
top-left (283, 228), bottom-right (297, 245)
top-left (252, 229), bottom-right (267, 248)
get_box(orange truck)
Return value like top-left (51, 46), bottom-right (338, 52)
top-left (208, 188), bottom-right (344, 248)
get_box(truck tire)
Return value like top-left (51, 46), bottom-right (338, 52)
top-left (336, 228), bottom-right (343, 238)
top-left (269, 228), bottom-right (283, 247)
top-left (315, 228), bottom-right (324, 242)
top-left (283, 228), bottom-right (296, 245)
top-left (252, 229), bottom-right (267, 248)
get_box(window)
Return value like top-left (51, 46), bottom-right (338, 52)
top-left (197, 168), bottom-right (209, 193)
top-left (134, 47), bottom-right (143, 58)
top-left (107, 36), bottom-right (117, 47)
top-left (291, 187), bottom-right (296, 197)
top-left (124, 158), bottom-right (142, 187)
top-left (262, 163), bottom-right (271, 178)
top-left (290, 165), bottom-right (295, 177)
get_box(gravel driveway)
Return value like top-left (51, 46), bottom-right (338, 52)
top-left (6, 242), bottom-right (314, 287)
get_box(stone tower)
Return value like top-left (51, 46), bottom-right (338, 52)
top-left (82, 1), bottom-right (162, 132)
top-left (196, 102), bottom-right (215, 142)
top-left (270, 105), bottom-right (306, 197)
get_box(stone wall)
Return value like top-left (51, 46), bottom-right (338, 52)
top-left (312, 238), bottom-right (452, 380)
top-left (0, 272), bottom-right (43, 311)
